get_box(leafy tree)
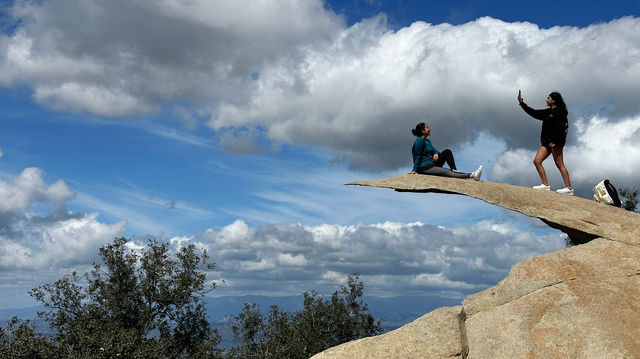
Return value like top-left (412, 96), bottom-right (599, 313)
top-left (619, 187), bottom-right (639, 212)
top-left (0, 317), bottom-right (60, 359)
top-left (28, 237), bottom-right (223, 359)
top-left (228, 273), bottom-right (383, 359)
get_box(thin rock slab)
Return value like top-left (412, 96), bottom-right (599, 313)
top-left (348, 174), bottom-right (640, 245)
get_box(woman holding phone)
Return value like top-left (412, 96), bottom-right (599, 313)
top-left (517, 90), bottom-right (573, 195)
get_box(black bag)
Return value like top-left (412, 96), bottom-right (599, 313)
top-left (593, 179), bottom-right (621, 207)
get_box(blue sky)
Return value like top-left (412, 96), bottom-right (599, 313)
top-left (1, 0), bottom-right (639, 310)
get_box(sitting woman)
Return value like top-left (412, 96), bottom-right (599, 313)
top-left (409, 122), bottom-right (482, 181)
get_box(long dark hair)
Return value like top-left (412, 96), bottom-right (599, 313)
top-left (549, 92), bottom-right (567, 114)
top-left (411, 122), bottom-right (426, 137)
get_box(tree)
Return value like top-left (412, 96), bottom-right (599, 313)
top-left (28, 237), bottom-right (223, 359)
top-left (619, 187), bottom-right (639, 212)
top-left (228, 273), bottom-right (383, 359)
top-left (0, 317), bottom-right (60, 359)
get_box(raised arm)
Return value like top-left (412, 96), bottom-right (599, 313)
top-left (518, 90), bottom-right (547, 121)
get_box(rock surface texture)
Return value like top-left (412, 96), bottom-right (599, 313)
top-left (311, 175), bottom-right (640, 359)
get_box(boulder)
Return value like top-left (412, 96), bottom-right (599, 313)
top-left (311, 175), bottom-right (640, 359)
top-left (463, 238), bottom-right (640, 358)
top-left (311, 306), bottom-right (466, 359)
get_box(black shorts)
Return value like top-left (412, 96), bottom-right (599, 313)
top-left (541, 130), bottom-right (567, 150)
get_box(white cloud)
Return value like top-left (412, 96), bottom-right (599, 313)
top-left (169, 235), bottom-right (193, 248)
top-left (201, 219), bottom-right (565, 298)
top-left (3, 1), bottom-right (639, 176)
top-left (278, 253), bottom-right (308, 266)
top-left (1, 0), bottom-right (342, 117)
top-left (34, 82), bottom-right (153, 116)
top-left (0, 213), bottom-right (126, 269)
top-left (242, 258), bottom-right (277, 272)
top-left (410, 273), bottom-right (476, 290)
top-left (567, 116), bottom-right (640, 186)
top-left (0, 167), bottom-right (74, 214)
top-left (0, 165), bottom-right (566, 306)
top-left (2, 0), bottom-right (640, 197)
top-left (0, 167), bottom-right (126, 269)
top-left (322, 270), bottom-right (348, 283)
top-left (212, 16), bottom-right (640, 170)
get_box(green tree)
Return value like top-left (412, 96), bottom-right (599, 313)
top-left (28, 237), bottom-right (223, 359)
top-left (228, 273), bottom-right (383, 359)
top-left (0, 317), bottom-right (60, 359)
top-left (619, 187), bottom-right (639, 212)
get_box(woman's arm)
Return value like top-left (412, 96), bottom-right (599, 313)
top-left (519, 102), bottom-right (547, 121)
top-left (518, 90), bottom-right (547, 121)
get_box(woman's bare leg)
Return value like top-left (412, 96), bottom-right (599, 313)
top-left (533, 146), bottom-right (551, 186)
top-left (551, 146), bottom-right (572, 188)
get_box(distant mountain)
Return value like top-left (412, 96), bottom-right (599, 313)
top-left (2, 295), bottom-right (459, 326)
top-left (2, 294), bottom-right (459, 350)
top-left (205, 294), bottom-right (459, 327)
top-left (205, 294), bottom-right (304, 322)
top-left (0, 305), bottom-right (45, 321)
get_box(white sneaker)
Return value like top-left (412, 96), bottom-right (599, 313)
top-left (533, 184), bottom-right (551, 190)
top-left (556, 187), bottom-right (574, 195)
top-left (470, 165), bottom-right (483, 181)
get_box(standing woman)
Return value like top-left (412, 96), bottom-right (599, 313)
top-left (409, 122), bottom-right (482, 180)
top-left (517, 90), bottom-right (573, 195)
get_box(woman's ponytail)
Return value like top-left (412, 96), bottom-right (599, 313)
top-left (412, 122), bottom-right (426, 137)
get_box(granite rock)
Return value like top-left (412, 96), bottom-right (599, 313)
top-left (311, 175), bottom-right (640, 359)
top-left (348, 174), bottom-right (640, 245)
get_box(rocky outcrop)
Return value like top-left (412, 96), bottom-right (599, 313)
top-left (310, 306), bottom-right (467, 359)
top-left (312, 175), bottom-right (640, 359)
top-left (348, 174), bottom-right (640, 245)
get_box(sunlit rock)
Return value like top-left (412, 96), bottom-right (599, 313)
top-left (311, 175), bottom-right (640, 359)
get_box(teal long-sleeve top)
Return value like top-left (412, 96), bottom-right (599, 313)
top-left (412, 137), bottom-right (440, 172)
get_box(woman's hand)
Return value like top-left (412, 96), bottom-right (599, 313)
top-left (517, 90), bottom-right (523, 104)
top-left (433, 154), bottom-right (439, 162)
top-left (408, 171), bottom-right (416, 174)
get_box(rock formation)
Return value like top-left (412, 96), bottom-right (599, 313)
top-left (311, 175), bottom-right (640, 359)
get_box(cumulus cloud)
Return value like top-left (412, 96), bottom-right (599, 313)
top-left (201, 219), bottom-right (565, 298)
top-left (0, 167), bottom-right (126, 269)
top-left (213, 16), bottom-right (640, 170)
top-left (3, 1), bottom-right (640, 184)
top-left (1, 0), bottom-right (342, 117)
top-left (0, 167), bottom-right (74, 216)
top-left (0, 166), bottom-right (566, 305)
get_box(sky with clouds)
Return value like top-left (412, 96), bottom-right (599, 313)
top-left (0, 0), bottom-right (639, 310)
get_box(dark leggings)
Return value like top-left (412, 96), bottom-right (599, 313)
top-left (418, 166), bottom-right (470, 178)
top-left (433, 149), bottom-right (457, 170)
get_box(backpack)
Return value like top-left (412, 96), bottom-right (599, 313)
top-left (593, 179), bottom-right (621, 207)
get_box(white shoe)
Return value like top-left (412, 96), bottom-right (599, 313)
top-left (533, 184), bottom-right (551, 190)
top-left (556, 187), bottom-right (574, 195)
top-left (470, 165), bottom-right (483, 181)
